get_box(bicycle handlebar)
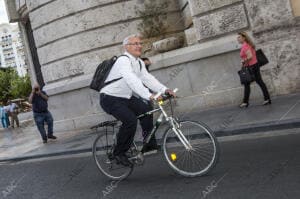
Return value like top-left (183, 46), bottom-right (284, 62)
top-left (154, 88), bottom-right (178, 101)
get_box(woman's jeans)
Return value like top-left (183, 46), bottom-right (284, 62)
top-left (243, 64), bottom-right (270, 103)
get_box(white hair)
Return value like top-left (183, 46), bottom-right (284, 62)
top-left (122, 34), bottom-right (142, 46)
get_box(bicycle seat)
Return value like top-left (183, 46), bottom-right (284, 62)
top-left (90, 120), bottom-right (118, 129)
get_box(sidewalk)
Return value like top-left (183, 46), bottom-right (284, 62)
top-left (0, 93), bottom-right (299, 163)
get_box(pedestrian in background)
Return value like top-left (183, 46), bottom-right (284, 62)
top-left (7, 100), bottom-right (20, 128)
top-left (3, 105), bottom-right (10, 127)
top-left (29, 83), bottom-right (57, 143)
top-left (0, 105), bottom-right (9, 128)
top-left (237, 32), bottom-right (271, 108)
top-left (141, 57), bottom-right (151, 72)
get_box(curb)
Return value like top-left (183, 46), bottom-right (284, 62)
top-left (0, 148), bottom-right (92, 163)
top-left (214, 118), bottom-right (300, 137)
top-left (0, 119), bottom-right (300, 163)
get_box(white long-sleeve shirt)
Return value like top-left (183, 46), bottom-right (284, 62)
top-left (100, 52), bottom-right (167, 100)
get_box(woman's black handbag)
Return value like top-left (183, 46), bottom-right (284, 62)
top-left (238, 67), bottom-right (255, 84)
top-left (256, 49), bottom-right (269, 67)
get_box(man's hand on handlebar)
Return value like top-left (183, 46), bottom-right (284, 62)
top-left (165, 89), bottom-right (176, 98)
top-left (149, 88), bottom-right (177, 101)
top-left (150, 94), bottom-right (162, 101)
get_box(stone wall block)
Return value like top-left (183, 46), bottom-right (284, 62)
top-left (32, 0), bottom-right (181, 48)
top-left (41, 45), bottom-right (123, 83)
top-left (29, 0), bottom-right (180, 30)
top-left (27, 0), bottom-right (54, 11)
top-left (244, 0), bottom-right (295, 33)
top-left (263, 39), bottom-right (300, 94)
top-left (188, 0), bottom-right (242, 16)
top-left (193, 4), bottom-right (248, 41)
top-left (185, 27), bottom-right (198, 46)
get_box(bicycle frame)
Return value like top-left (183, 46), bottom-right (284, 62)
top-left (137, 98), bottom-right (193, 151)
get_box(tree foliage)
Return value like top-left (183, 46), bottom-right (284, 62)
top-left (0, 68), bottom-right (31, 105)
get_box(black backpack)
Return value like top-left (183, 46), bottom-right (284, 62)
top-left (89, 55), bottom-right (129, 91)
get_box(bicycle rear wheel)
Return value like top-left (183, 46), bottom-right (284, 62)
top-left (92, 131), bottom-right (133, 180)
top-left (162, 120), bottom-right (219, 177)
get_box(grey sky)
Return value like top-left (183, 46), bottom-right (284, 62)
top-left (0, 0), bottom-right (9, 24)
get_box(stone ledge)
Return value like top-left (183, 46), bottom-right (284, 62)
top-left (53, 112), bottom-right (110, 132)
top-left (37, 12), bottom-right (184, 65)
top-left (151, 34), bottom-right (240, 70)
top-left (41, 45), bottom-right (123, 83)
top-left (28, 0), bottom-right (121, 24)
top-left (244, 0), bottom-right (294, 34)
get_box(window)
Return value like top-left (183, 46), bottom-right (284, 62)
top-left (291, 0), bottom-right (300, 16)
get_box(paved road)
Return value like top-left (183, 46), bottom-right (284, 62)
top-left (0, 129), bottom-right (299, 199)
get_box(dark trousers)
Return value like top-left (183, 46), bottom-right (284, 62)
top-left (243, 64), bottom-right (270, 103)
top-left (100, 94), bottom-right (154, 156)
top-left (33, 111), bottom-right (54, 140)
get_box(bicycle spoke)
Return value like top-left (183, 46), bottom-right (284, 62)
top-left (92, 131), bottom-right (133, 180)
top-left (163, 120), bottom-right (219, 177)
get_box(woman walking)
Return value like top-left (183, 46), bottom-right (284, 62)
top-left (237, 32), bottom-right (271, 108)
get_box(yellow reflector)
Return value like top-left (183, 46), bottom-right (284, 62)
top-left (170, 153), bottom-right (177, 161)
top-left (158, 100), bottom-right (164, 105)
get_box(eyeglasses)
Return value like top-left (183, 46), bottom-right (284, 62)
top-left (126, 42), bottom-right (143, 46)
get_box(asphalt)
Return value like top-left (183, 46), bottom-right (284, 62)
top-left (0, 92), bottom-right (299, 163)
top-left (0, 129), bottom-right (299, 199)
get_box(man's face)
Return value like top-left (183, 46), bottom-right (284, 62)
top-left (125, 37), bottom-right (143, 58)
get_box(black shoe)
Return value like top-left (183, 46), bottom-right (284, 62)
top-left (141, 144), bottom-right (160, 155)
top-left (263, 99), bottom-right (271, 105)
top-left (114, 154), bottom-right (133, 167)
top-left (48, 135), bottom-right (57, 139)
top-left (43, 139), bottom-right (47, 143)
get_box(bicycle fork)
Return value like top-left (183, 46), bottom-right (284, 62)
top-left (169, 119), bottom-right (193, 151)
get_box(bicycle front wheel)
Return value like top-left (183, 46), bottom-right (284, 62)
top-left (92, 131), bottom-right (133, 180)
top-left (162, 120), bottom-right (219, 177)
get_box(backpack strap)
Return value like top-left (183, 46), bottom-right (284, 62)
top-left (103, 55), bottom-right (130, 87)
top-left (138, 60), bottom-right (142, 71)
top-left (119, 54), bottom-right (142, 71)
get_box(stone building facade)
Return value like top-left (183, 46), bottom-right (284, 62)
top-left (5, 0), bottom-right (300, 131)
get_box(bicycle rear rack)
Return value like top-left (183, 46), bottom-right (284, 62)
top-left (90, 120), bottom-right (118, 130)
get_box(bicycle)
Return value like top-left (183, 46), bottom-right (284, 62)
top-left (91, 89), bottom-right (220, 180)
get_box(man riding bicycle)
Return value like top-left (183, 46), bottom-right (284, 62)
top-left (99, 34), bottom-right (175, 166)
